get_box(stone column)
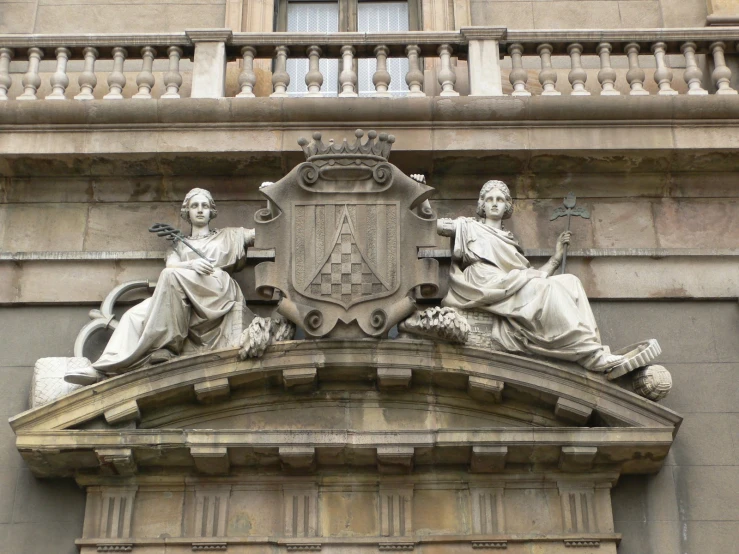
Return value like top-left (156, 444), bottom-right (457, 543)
top-left (186, 29), bottom-right (233, 98)
top-left (462, 27), bottom-right (505, 96)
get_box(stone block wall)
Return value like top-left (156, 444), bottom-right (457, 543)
top-left (0, 0), bottom-right (226, 33)
top-left (469, 0), bottom-right (709, 28)
top-left (597, 301), bottom-right (739, 554)
top-left (0, 0), bottom-right (714, 32)
top-left (0, 307), bottom-right (89, 553)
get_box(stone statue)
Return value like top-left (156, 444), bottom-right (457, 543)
top-left (70, 188), bottom-right (255, 380)
top-left (437, 180), bottom-right (626, 373)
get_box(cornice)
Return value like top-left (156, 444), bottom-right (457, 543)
top-left (10, 339), bottom-right (681, 434)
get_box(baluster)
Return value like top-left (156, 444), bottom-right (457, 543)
top-left (0, 48), bottom-right (14, 101)
top-left (18, 47), bottom-right (44, 101)
top-left (373, 45), bottom-right (391, 98)
top-left (651, 42), bottom-right (677, 95)
top-left (104, 46), bottom-right (127, 99)
top-left (567, 43), bottom-right (589, 95)
top-left (45, 47), bottom-right (71, 100)
top-left (597, 42), bottom-right (619, 96)
top-left (710, 41), bottom-right (738, 95)
top-left (236, 46), bottom-right (257, 98)
top-left (625, 43), bottom-right (649, 95)
top-left (680, 42), bottom-right (707, 95)
top-left (305, 45), bottom-right (324, 97)
top-left (339, 45), bottom-right (358, 97)
top-left (270, 45), bottom-right (290, 97)
top-left (74, 46), bottom-right (98, 100)
top-left (236, 46), bottom-right (256, 98)
top-left (508, 43), bottom-right (530, 97)
top-left (437, 43), bottom-right (459, 97)
top-left (161, 46), bottom-right (183, 99)
top-left (133, 46), bottom-right (156, 99)
top-left (405, 45), bottom-right (424, 97)
top-left (537, 44), bottom-right (560, 96)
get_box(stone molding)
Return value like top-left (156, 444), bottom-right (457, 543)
top-left (2, 96), bottom-right (739, 129)
top-left (10, 340), bottom-right (681, 433)
top-left (11, 340), bottom-right (680, 478)
top-left (2, 26), bottom-right (738, 50)
top-left (6, 247), bottom-right (737, 263)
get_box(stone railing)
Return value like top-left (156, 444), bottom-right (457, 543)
top-left (497, 28), bottom-right (739, 96)
top-left (0, 27), bottom-right (738, 100)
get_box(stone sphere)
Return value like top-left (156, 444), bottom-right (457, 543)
top-left (633, 365), bottom-right (672, 402)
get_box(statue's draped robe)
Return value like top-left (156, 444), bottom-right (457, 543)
top-left (441, 218), bottom-right (612, 369)
top-left (94, 227), bottom-right (254, 373)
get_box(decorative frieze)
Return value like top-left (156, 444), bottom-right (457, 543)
top-left (379, 486), bottom-right (413, 537)
top-left (98, 487), bottom-right (138, 541)
top-left (471, 541), bottom-right (507, 549)
top-left (564, 539), bottom-right (600, 547)
top-left (191, 544), bottom-right (227, 551)
top-left (194, 487), bottom-right (231, 538)
top-left (470, 487), bottom-right (505, 534)
top-left (283, 485), bottom-right (319, 538)
top-left (558, 484), bottom-right (598, 534)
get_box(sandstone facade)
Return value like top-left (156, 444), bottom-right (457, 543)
top-left (1, 0), bottom-right (738, 552)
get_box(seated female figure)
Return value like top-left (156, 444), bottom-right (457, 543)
top-left (92, 188), bottom-right (255, 374)
top-left (438, 180), bottom-right (624, 372)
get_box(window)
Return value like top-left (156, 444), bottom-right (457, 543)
top-left (279, 0), bottom-right (417, 96)
top-left (357, 1), bottom-right (410, 96)
top-left (286, 1), bottom-right (340, 96)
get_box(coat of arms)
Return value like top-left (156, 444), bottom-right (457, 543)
top-left (254, 130), bottom-right (439, 337)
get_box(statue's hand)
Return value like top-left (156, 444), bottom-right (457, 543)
top-left (555, 231), bottom-right (572, 258)
top-left (190, 258), bottom-right (216, 275)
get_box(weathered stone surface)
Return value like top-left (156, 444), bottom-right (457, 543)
top-left (33, 2), bottom-right (225, 34)
top-left (618, 1), bottom-right (663, 26)
top-left (1, 204), bottom-right (87, 252)
top-left (531, 1), bottom-right (623, 29)
top-left (470, 0), bottom-right (534, 27)
top-left (591, 202), bottom-right (659, 249)
top-left (84, 203), bottom-right (180, 251)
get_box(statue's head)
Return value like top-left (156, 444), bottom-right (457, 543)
top-left (180, 188), bottom-right (218, 223)
top-left (477, 180), bottom-right (513, 220)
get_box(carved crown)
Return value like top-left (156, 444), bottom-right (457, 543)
top-left (298, 129), bottom-right (395, 162)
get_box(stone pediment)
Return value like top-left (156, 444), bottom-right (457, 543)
top-left (11, 339), bottom-right (680, 479)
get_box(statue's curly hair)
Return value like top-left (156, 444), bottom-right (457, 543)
top-left (476, 180), bottom-right (514, 220)
top-left (180, 188), bottom-right (218, 223)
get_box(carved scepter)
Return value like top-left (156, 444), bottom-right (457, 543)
top-left (549, 192), bottom-right (590, 274)
top-left (148, 222), bottom-right (210, 260)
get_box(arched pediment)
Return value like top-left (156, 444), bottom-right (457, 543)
top-left (10, 339), bottom-right (680, 478)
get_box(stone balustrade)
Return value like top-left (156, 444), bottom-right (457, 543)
top-left (498, 28), bottom-right (739, 96)
top-left (0, 27), bottom-right (738, 100)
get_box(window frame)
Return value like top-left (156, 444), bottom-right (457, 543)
top-left (275, 0), bottom-right (422, 32)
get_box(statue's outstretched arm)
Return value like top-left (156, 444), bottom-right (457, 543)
top-left (437, 218), bottom-right (456, 238)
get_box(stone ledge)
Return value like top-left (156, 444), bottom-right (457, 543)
top-left (1, 97), bottom-right (738, 128)
top-left (74, 533), bottom-right (622, 549)
top-left (2, 247), bottom-right (738, 263)
top-left (9, 340), bottom-right (682, 435)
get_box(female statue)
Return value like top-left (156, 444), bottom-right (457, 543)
top-left (438, 180), bottom-right (624, 372)
top-left (92, 188), bottom-right (255, 374)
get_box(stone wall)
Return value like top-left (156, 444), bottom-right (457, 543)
top-left (0, 0), bottom-right (226, 33)
top-left (0, 306), bottom-right (89, 553)
top-left (0, 0), bottom-right (714, 32)
top-left (469, 0), bottom-right (709, 28)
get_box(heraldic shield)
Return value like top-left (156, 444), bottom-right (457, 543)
top-left (254, 130), bottom-right (439, 338)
